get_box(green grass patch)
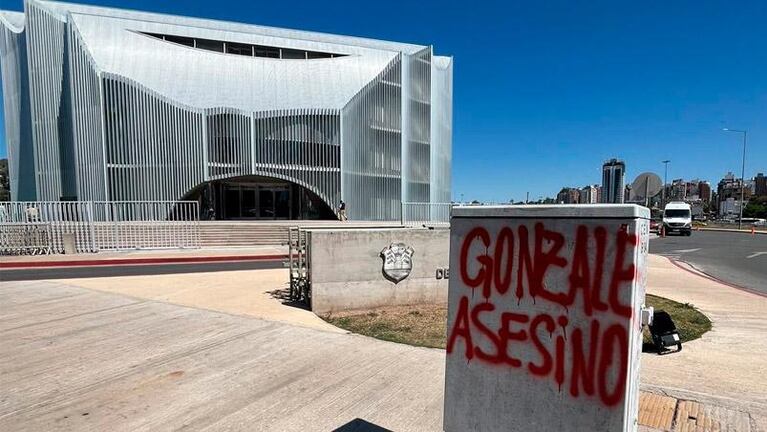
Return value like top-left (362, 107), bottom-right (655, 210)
top-left (643, 294), bottom-right (712, 344)
top-left (325, 295), bottom-right (711, 350)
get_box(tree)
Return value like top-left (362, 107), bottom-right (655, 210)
top-left (0, 159), bottom-right (9, 201)
top-left (743, 196), bottom-right (767, 219)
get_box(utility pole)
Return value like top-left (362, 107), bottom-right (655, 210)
top-left (526, 192), bottom-right (529, 204)
top-left (661, 160), bottom-right (671, 208)
top-left (723, 128), bottom-right (747, 229)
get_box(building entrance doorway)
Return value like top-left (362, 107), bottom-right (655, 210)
top-left (258, 186), bottom-right (290, 219)
top-left (223, 183), bottom-right (291, 219)
top-left (189, 175), bottom-right (336, 221)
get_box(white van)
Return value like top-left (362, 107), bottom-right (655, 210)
top-left (663, 202), bottom-right (692, 236)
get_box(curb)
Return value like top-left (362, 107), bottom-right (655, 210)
top-left (664, 256), bottom-right (767, 298)
top-left (697, 227), bottom-right (767, 235)
top-left (0, 254), bottom-right (289, 269)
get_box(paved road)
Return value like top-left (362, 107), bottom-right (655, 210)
top-left (0, 259), bottom-right (285, 281)
top-left (650, 231), bottom-right (767, 294)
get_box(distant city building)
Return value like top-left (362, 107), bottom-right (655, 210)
top-left (596, 186), bottom-right (603, 203)
top-left (719, 197), bottom-right (743, 217)
top-left (601, 159), bottom-right (625, 204)
top-left (698, 181), bottom-right (712, 203)
top-left (755, 173), bottom-right (767, 197)
top-left (580, 185), bottom-right (598, 204)
top-left (557, 187), bottom-right (580, 204)
top-left (717, 172), bottom-right (752, 216)
top-left (624, 185), bottom-right (632, 203)
top-left (685, 179), bottom-right (700, 200)
top-left (670, 179), bottom-right (687, 201)
top-left (665, 178), bottom-right (713, 205)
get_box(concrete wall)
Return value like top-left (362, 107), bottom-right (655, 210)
top-left (308, 228), bottom-right (449, 315)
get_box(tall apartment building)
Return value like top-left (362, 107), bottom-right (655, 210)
top-left (557, 187), bottom-right (581, 204)
top-left (601, 159), bottom-right (625, 204)
top-left (755, 173), bottom-right (766, 197)
top-left (717, 172), bottom-right (752, 215)
top-left (579, 184), bottom-right (598, 204)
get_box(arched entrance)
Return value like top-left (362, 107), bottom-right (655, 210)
top-left (184, 175), bottom-right (337, 220)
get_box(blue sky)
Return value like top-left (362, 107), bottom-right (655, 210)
top-left (1, 0), bottom-right (765, 202)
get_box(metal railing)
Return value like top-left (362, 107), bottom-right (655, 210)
top-left (91, 201), bottom-right (200, 250)
top-left (0, 222), bottom-right (53, 255)
top-left (288, 227), bottom-right (311, 306)
top-left (401, 202), bottom-right (452, 226)
top-left (0, 201), bottom-right (200, 254)
top-left (0, 201), bottom-right (98, 253)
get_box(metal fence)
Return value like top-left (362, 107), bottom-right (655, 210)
top-left (288, 227), bottom-right (311, 306)
top-left (0, 222), bottom-right (53, 255)
top-left (0, 201), bottom-right (200, 254)
top-left (90, 201), bottom-right (200, 251)
top-left (401, 202), bottom-right (453, 226)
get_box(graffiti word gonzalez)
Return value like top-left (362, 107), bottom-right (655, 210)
top-left (447, 222), bottom-right (639, 408)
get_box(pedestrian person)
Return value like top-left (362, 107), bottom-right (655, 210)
top-left (339, 200), bottom-right (347, 221)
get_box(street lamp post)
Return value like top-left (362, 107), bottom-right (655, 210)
top-left (661, 160), bottom-right (671, 207)
top-left (723, 128), bottom-right (747, 229)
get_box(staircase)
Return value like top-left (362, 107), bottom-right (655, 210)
top-left (198, 222), bottom-right (289, 247)
top-left (197, 220), bottom-right (404, 248)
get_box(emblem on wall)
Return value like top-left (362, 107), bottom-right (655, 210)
top-left (380, 242), bottom-right (415, 283)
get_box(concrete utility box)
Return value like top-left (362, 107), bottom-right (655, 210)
top-left (444, 205), bottom-right (650, 432)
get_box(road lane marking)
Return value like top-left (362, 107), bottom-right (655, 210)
top-left (746, 252), bottom-right (767, 259)
top-left (669, 248), bottom-right (701, 254)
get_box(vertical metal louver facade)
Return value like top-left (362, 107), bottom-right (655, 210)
top-left (68, 22), bottom-right (107, 201)
top-left (1, 1), bottom-right (452, 220)
top-left (341, 56), bottom-right (402, 220)
top-left (102, 75), bottom-right (206, 202)
top-left (402, 47), bottom-right (432, 221)
top-left (1, 11), bottom-right (35, 200)
top-left (24, 1), bottom-right (74, 200)
top-left (430, 56), bottom-right (453, 205)
top-left (252, 110), bottom-right (341, 210)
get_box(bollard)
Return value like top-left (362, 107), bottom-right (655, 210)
top-left (444, 205), bottom-right (650, 432)
top-left (752, 226), bottom-right (756, 235)
top-left (661, 225), bottom-right (665, 237)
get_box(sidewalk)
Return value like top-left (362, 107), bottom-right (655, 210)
top-left (54, 268), bottom-right (339, 333)
top-left (641, 254), bottom-right (767, 430)
top-left (0, 246), bottom-right (288, 268)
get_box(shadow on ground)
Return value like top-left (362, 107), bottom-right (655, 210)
top-left (266, 285), bottom-right (310, 311)
top-left (332, 418), bottom-right (393, 432)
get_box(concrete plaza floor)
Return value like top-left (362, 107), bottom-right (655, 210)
top-left (0, 254), bottom-right (764, 431)
top-left (50, 268), bottom-right (340, 333)
top-left (0, 279), bottom-right (444, 432)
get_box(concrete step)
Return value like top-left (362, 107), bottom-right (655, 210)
top-left (197, 224), bottom-right (289, 246)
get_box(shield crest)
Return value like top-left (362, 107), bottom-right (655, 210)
top-left (380, 242), bottom-right (415, 283)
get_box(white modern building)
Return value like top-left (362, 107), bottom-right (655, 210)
top-left (580, 184), bottom-right (599, 204)
top-left (0, 1), bottom-right (452, 221)
top-left (719, 197), bottom-right (743, 217)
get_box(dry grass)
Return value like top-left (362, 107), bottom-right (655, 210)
top-left (325, 304), bottom-right (448, 349)
top-left (324, 295), bottom-right (711, 350)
